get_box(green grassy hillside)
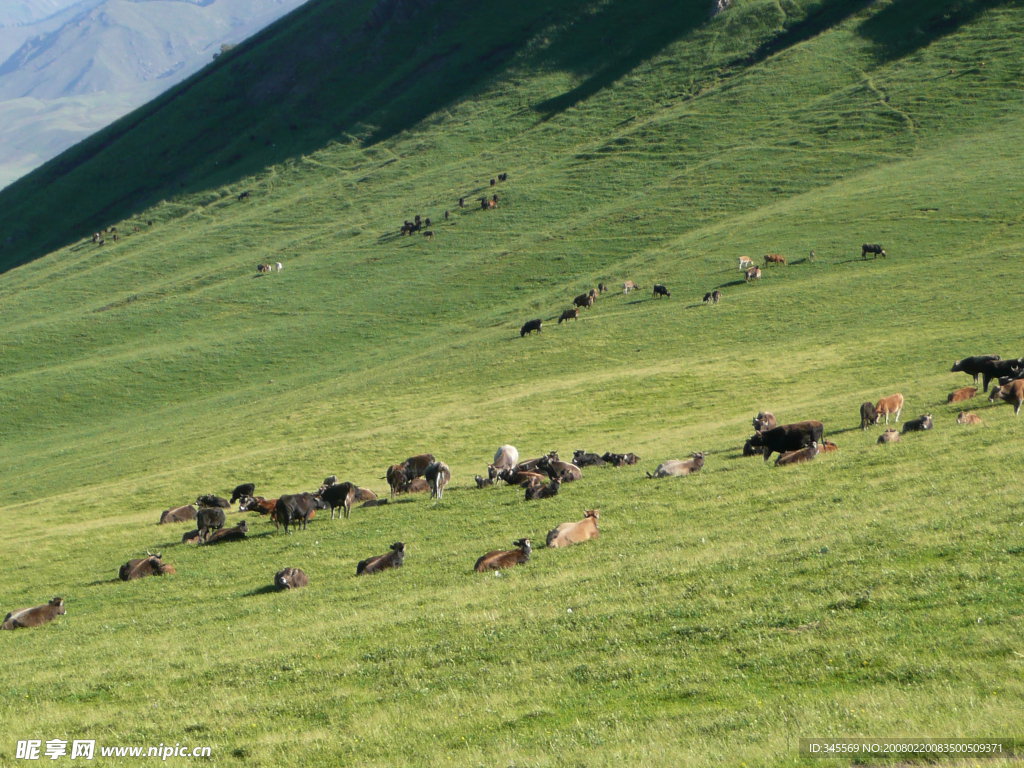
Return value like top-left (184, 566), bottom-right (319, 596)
top-left (2, 0), bottom-right (1024, 766)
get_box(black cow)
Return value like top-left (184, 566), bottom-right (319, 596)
top-left (746, 421), bottom-right (824, 462)
top-left (275, 493), bottom-right (326, 534)
top-left (196, 507), bottom-right (226, 532)
top-left (860, 402), bottom-right (880, 430)
top-left (195, 494), bottom-right (230, 509)
top-left (902, 414), bottom-right (933, 433)
top-left (230, 483), bottom-right (255, 504)
top-left (978, 358), bottom-right (1024, 393)
top-left (572, 450), bottom-right (607, 467)
top-left (861, 243), bottom-right (886, 259)
top-left (520, 319), bottom-right (542, 337)
top-left (319, 482), bottom-right (357, 520)
top-left (653, 284), bottom-right (671, 299)
top-left (951, 355), bottom-right (1001, 385)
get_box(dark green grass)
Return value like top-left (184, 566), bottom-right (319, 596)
top-left (2, 1), bottom-right (1024, 766)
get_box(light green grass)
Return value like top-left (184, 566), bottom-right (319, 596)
top-left (2, 1), bottom-right (1024, 766)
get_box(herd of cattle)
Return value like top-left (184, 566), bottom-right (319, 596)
top-left (5, 350), bottom-right (1020, 630)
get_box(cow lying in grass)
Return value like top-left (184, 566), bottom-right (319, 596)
top-left (648, 453), bottom-right (704, 478)
top-left (2, 597), bottom-right (65, 630)
top-left (357, 543), bottom-right (406, 576)
top-left (275, 568), bottom-right (308, 589)
top-left (775, 443), bottom-right (819, 467)
top-left (200, 520), bottom-right (248, 544)
top-left (547, 510), bottom-right (599, 548)
top-left (159, 504), bottom-right (196, 524)
top-left (475, 539), bottom-right (531, 572)
top-left (120, 554), bottom-right (175, 580)
top-left (902, 414), bottom-right (933, 433)
top-left (948, 386), bottom-right (978, 404)
top-left (957, 412), bottom-right (982, 425)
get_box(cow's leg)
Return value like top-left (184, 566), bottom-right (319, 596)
top-left (763, 449), bottom-right (772, 463)
top-left (1016, 399), bottom-right (1022, 416)
top-left (884, 411), bottom-right (889, 425)
top-left (345, 500), bottom-right (351, 519)
top-left (895, 407), bottom-right (902, 423)
top-left (983, 374), bottom-right (992, 393)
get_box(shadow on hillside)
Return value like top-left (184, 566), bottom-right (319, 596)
top-left (242, 585), bottom-right (278, 597)
top-left (858, 0), bottom-right (1023, 61)
top-left (715, 279), bottom-right (747, 289)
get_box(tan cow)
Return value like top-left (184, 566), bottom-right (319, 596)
top-left (647, 453), bottom-right (704, 478)
top-left (745, 266), bottom-right (761, 282)
top-left (877, 428), bottom-right (900, 444)
top-left (957, 411), bottom-right (982, 425)
top-left (775, 442), bottom-right (820, 466)
top-left (623, 280), bottom-right (639, 294)
top-left (875, 393), bottom-right (904, 424)
top-left (2, 597), bottom-right (66, 630)
top-left (738, 256), bottom-right (754, 270)
top-left (547, 510), bottom-right (600, 548)
top-left (948, 386), bottom-right (978, 404)
top-left (988, 379), bottom-right (1024, 415)
top-left (158, 504), bottom-right (197, 524)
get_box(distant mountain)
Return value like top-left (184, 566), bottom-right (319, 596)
top-left (0, 0), bottom-right (310, 188)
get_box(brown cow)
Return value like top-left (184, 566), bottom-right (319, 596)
top-left (559, 308), bottom-right (579, 323)
top-left (357, 542), bottom-right (406, 575)
top-left (745, 266), bottom-right (761, 282)
top-left (775, 442), bottom-right (820, 467)
top-left (400, 478), bottom-right (431, 494)
top-left (385, 464), bottom-right (406, 498)
top-left (957, 411), bottom-right (982, 425)
top-left (275, 568), bottom-right (309, 589)
top-left (537, 456), bottom-right (582, 482)
top-left (819, 440), bottom-right (838, 453)
top-left (240, 496), bottom-right (278, 515)
top-left (764, 254), bottom-right (787, 266)
top-left (753, 411), bottom-right (776, 433)
top-left (200, 520), bottom-right (248, 544)
top-left (547, 510), bottom-right (600, 548)
top-left (2, 597), bottom-right (65, 630)
top-left (988, 379), bottom-right (1024, 415)
top-left (158, 504), bottom-right (197, 524)
top-left (948, 387), bottom-right (978, 404)
top-left (182, 529), bottom-right (202, 544)
top-left (875, 394), bottom-right (904, 424)
top-left (474, 539), bottom-right (531, 571)
top-left (402, 454), bottom-right (436, 480)
top-left (525, 478), bottom-right (561, 500)
top-left (573, 293), bottom-right (595, 310)
top-left (354, 487), bottom-right (377, 502)
top-left (120, 554), bottom-right (175, 580)
top-left (498, 468), bottom-right (547, 487)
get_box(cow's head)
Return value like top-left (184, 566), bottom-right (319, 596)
top-left (49, 597), bottom-right (65, 614)
top-left (514, 538), bottom-right (531, 552)
top-left (584, 509), bottom-right (599, 520)
top-left (390, 542), bottom-right (405, 554)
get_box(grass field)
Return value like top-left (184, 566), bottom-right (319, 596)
top-left (2, 0), bottom-right (1024, 765)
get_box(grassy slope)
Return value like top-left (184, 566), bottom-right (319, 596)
top-left (2, 0), bottom-right (1024, 766)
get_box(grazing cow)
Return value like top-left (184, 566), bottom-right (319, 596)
top-left (275, 493), bottom-right (325, 533)
top-left (230, 484), bottom-right (255, 504)
top-left (860, 402), bottom-right (880, 430)
top-left (753, 411), bottom-right (776, 433)
top-left (481, 198), bottom-right (488, 210)
top-left (159, 504), bottom-right (197, 524)
top-left (402, 454), bottom-right (436, 481)
top-left (525, 478), bottom-right (561, 500)
top-left (950, 355), bottom-right (1000, 385)
top-left (598, 283), bottom-right (608, 294)
top-left (258, 264), bottom-right (271, 274)
top-left (559, 308), bottom-right (579, 323)
top-left (354, 487), bottom-right (377, 502)
top-left (747, 421), bottom-right (824, 462)
top-left (275, 568), bottom-right (308, 590)
top-left (493, 445), bottom-right (519, 471)
top-left (119, 554), bottom-right (175, 580)
top-left (738, 256), bottom-right (754, 270)
top-left (520, 318), bottom-right (543, 336)
top-left (2, 598), bottom-right (65, 630)
top-left (182, 529), bottom-right (202, 544)
top-left (820, 439), bottom-right (838, 453)
top-left (537, 456), bottom-right (582, 482)
top-left (547, 510), bottom-right (600, 548)
top-left (320, 482), bottom-right (357, 519)
top-left (764, 254), bottom-right (786, 266)
top-left (425, 461), bottom-right (451, 499)
top-left (647, 453), bottom-right (704, 478)
top-left (474, 539), bottom-right (531, 572)
top-left (423, 230), bottom-right (434, 239)
top-left (424, 218), bottom-right (431, 228)
top-left (702, 289), bottom-right (722, 304)
top-left (200, 520), bottom-right (248, 545)
top-left (195, 494), bottom-right (230, 509)
top-left (239, 496), bottom-right (277, 515)
top-left (385, 464), bottom-right (406, 498)
top-left (989, 379), bottom-right (1024, 415)
top-left (572, 451), bottom-right (607, 467)
top-left (653, 284), bottom-right (671, 299)
top-left (775, 443), bottom-right (819, 467)
top-left (742, 439), bottom-right (763, 456)
top-left (745, 266), bottom-right (761, 282)
top-left (475, 475), bottom-right (496, 488)
top-left (601, 452), bottom-right (640, 466)
top-left (275, 262), bottom-right (283, 272)
top-left (357, 542), bottom-right (406, 576)
top-left (238, 191), bottom-right (251, 201)
top-left (703, 292), bottom-right (714, 304)
top-left (948, 386), bottom-right (978, 404)
top-left (957, 411), bottom-right (982, 425)
top-left (878, 428), bottom-right (900, 444)
top-left (196, 507), bottom-right (226, 532)
top-left (902, 414), bottom-right (933, 433)
top-left (875, 394), bottom-right (904, 424)
top-left (588, 288), bottom-right (598, 300)
top-left (444, 210), bottom-right (450, 221)
top-left (491, 178), bottom-right (496, 186)
top-left (861, 244), bottom-right (886, 259)
top-left (623, 280), bottom-right (639, 294)
top-left (573, 293), bottom-right (594, 310)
